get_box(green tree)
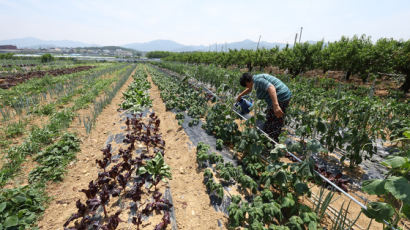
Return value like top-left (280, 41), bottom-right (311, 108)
top-left (323, 35), bottom-right (371, 80)
top-left (146, 51), bottom-right (172, 59)
top-left (40, 53), bottom-right (54, 63)
top-left (392, 40), bottom-right (410, 93)
top-left (254, 49), bottom-right (269, 71)
top-left (360, 38), bottom-right (397, 83)
top-left (0, 53), bottom-right (14, 59)
top-left (286, 41), bottom-right (324, 76)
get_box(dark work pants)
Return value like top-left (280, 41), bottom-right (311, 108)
top-left (263, 99), bottom-right (290, 143)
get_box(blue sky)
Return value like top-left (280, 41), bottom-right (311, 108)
top-left (0, 0), bottom-right (409, 46)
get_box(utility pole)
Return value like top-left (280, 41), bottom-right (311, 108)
top-left (256, 35), bottom-right (262, 50)
top-left (294, 33), bottom-right (298, 47)
top-left (299, 27), bottom-right (303, 43)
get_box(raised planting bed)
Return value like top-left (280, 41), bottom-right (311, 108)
top-left (0, 66), bottom-right (95, 89)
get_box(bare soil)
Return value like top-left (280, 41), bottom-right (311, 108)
top-left (0, 71), bottom-right (119, 184)
top-left (264, 66), bottom-right (409, 98)
top-left (145, 68), bottom-right (227, 229)
top-left (37, 66), bottom-right (225, 229)
top-left (37, 69), bottom-right (136, 229)
top-left (0, 65), bottom-right (95, 89)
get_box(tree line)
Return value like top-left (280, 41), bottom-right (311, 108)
top-left (147, 35), bottom-right (410, 92)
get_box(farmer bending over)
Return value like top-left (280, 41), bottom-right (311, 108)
top-left (236, 73), bottom-right (292, 142)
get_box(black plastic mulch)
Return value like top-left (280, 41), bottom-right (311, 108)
top-left (102, 109), bottom-right (178, 230)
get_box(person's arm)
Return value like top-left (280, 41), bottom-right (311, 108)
top-left (236, 87), bottom-right (252, 102)
top-left (267, 85), bottom-right (284, 118)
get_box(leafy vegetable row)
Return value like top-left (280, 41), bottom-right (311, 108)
top-left (1, 63), bottom-right (126, 116)
top-left (0, 64), bottom-right (136, 229)
top-left (146, 65), bottom-right (326, 229)
top-left (65, 66), bottom-right (173, 229)
top-left (146, 64), bottom-right (409, 229)
top-left (120, 65), bottom-right (152, 113)
top-left (152, 62), bottom-right (409, 168)
top-left (0, 64), bottom-right (135, 187)
top-left (149, 66), bottom-right (208, 125)
top-left (196, 138), bottom-right (323, 230)
top-left (148, 65), bottom-right (350, 190)
top-left (64, 113), bottom-right (172, 230)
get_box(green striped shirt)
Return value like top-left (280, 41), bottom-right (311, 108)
top-left (253, 74), bottom-right (292, 106)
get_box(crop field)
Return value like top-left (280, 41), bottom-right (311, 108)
top-left (0, 65), bottom-right (95, 89)
top-left (0, 55), bottom-right (408, 230)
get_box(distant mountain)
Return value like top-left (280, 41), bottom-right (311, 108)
top-left (0, 37), bottom-right (98, 48)
top-left (0, 37), bottom-right (293, 51)
top-left (217, 39), bottom-right (289, 50)
top-left (86, 46), bottom-right (136, 52)
top-left (173, 44), bottom-right (208, 52)
top-left (123, 40), bottom-right (200, 52)
top-left (124, 39), bottom-right (289, 52)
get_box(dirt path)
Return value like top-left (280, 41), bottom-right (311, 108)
top-left (145, 67), bottom-right (226, 230)
top-left (37, 68), bottom-right (136, 229)
top-left (37, 65), bottom-right (226, 229)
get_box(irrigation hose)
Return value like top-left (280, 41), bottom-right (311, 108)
top-left (152, 65), bottom-right (399, 230)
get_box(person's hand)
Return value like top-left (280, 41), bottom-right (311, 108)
top-left (236, 95), bottom-right (242, 102)
top-left (273, 105), bottom-right (284, 118)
